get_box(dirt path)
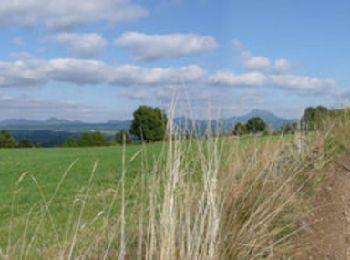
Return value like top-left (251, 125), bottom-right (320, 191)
top-left (295, 151), bottom-right (350, 259)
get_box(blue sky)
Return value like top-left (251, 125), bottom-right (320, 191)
top-left (0, 0), bottom-right (349, 121)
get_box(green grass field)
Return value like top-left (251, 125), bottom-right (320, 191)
top-left (0, 135), bottom-right (298, 257)
top-left (0, 144), bottom-right (164, 249)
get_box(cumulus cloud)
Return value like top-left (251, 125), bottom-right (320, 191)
top-left (269, 74), bottom-right (337, 93)
top-left (50, 33), bottom-right (107, 58)
top-left (274, 59), bottom-right (292, 73)
top-left (0, 59), bottom-right (48, 88)
top-left (209, 71), bottom-right (267, 87)
top-left (116, 32), bottom-right (218, 61)
top-left (0, 0), bottom-right (148, 30)
top-left (0, 57), bottom-right (206, 88)
top-left (109, 65), bottom-right (205, 85)
top-left (209, 70), bottom-right (337, 94)
top-left (233, 40), bottom-right (293, 73)
top-left (241, 51), bottom-right (272, 71)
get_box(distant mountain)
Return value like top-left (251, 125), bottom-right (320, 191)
top-left (174, 109), bottom-right (295, 133)
top-left (222, 109), bottom-right (296, 130)
top-left (0, 118), bottom-right (131, 132)
top-left (0, 110), bottom-right (295, 133)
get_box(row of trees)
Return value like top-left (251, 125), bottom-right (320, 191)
top-left (63, 106), bottom-right (167, 147)
top-left (0, 130), bottom-right (33, 148)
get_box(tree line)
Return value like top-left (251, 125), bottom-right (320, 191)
top-left (0, 105), bottom-right (340, 149)
top-left (0, 130), bottom-right (33, 148)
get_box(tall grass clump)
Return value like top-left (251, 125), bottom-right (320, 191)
top-left (2, 109), bottom-right (350, 259)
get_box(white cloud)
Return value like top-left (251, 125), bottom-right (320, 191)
top-left (0, 59), bottom-right (48, 88)
top-left (233, 40), bottom-right (293, 73)
top-left (209, 70), bottom-right (337, 94)
top-left (0, 0), bottom-right (148, 30)
top-left (116, 32), bottom-right (218, 61)
top-left (0, 57), bottom-right (206, 88)
top-left (269, 74), bottom-right (337, 93)
top-left (274, 59), bottom-right (292, 73)
top-left (209, 71), bottom-right (268, 87)
top-left (110, 65), bottom-right (205, 85)
top-left (241, 51), bottom-right (272, 71)
top-left (50, 33), bottom-right (107, 58)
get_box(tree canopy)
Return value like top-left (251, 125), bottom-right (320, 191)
top-left (302, 106), bottom-right (331, 130)
top-left (233, 117), bottom-right (267, 135)
top-left (130, 106), bottom-right (168, 142)
top-left (245, 117), bottom-right (267, 133)
top-left (0, 130), bottom-right (17, 148)
top-left (64, 131), bottom-right (109, 147)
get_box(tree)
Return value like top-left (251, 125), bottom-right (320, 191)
top-left (78, 132), bottom-right (109, 147)
top-left (233, 122), bottom-right (246, 136)
top-left (63, 137), bottom-right (79, 147)
top-left (280, 122), bottom-right (297, 134)
top-left (115, 130), bottom-right (132, 145)
top-left (245, 117), bottom-right (267, 133)
top-left (302, 106), bottom-right (329, 130)
top-left (130, 106), bottom-right (168, 142)
top-left (18, 138), bottom-right (33, 148)
top-left (0, 130), bottom-right (17, 148)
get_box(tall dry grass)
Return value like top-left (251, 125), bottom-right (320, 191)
top-left (2, 110), bottom-right (350, 259)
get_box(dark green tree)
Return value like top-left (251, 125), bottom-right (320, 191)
top-left (280, 122), bottom-right (297, 134)
top-left (302, 106), bottom-right (329, 130)
top-left (245, 117), bottom-right (267, 133)
top-left (18, 138), bottom-right (33, 148)
top-left (115, 130), bottom-right (132, 145)
top-left (63, 137), bottom-right (79, 147)
top-left (78, 132), bottom-right (109, 147)
top-left (130, 106), bottom-right (168, 142)
top-left (0, 130), bottom-right (17, 148)
top-left (232, 122), bottom-right (246, 136)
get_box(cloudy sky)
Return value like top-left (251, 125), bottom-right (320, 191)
top-left (0, 0), bottom-right (349, 121)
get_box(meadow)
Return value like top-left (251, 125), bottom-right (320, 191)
top-left (0, 126), bottom-right (348, 259)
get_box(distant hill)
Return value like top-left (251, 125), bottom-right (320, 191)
top-left (222, 109), bottom-right (295, 130)
top-left (175, 109), bottom-right (296, 133)
top-left (0, 117), bottom-right (131, 132)
top-left (0, 110), bottom-right (295, 135)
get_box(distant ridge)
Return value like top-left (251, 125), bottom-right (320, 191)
top-left (0, 109), bottom-right (295, 132)
top-left (222, 109), bottom-right (295, 129)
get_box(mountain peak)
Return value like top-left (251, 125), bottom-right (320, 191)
top-left (248, 109), bottom-right (275, 117)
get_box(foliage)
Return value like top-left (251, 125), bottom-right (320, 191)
top-left (78, 132), bottom-right (109, 147)
top-left (63, 137), bottom-right (79, 147)
top-left (279, 122), bottom-right (298, 134)
top-left (232, 122), bottom-right (246, 136)
top-left (245, 117), bottom-right (267, 133)
top-left (302, 106), bottom-right (329, 130)
top-left (233, 117), bottom-right (267, 135)
top-left (115, 130), bottom-right (132, 144)
top-left (63, 132), bottom-right (109, 147)
top-left (0, 130), bottom-right (17, 148)
top-left (130, 105), bottom-right (168, 142)
top-left (17, 138), bottom-right (33, 148)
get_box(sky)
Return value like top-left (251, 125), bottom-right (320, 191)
top-left (0, 0), bottom-right (349, 121)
